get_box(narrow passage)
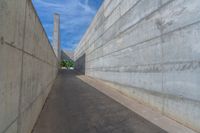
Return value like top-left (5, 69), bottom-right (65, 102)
top-left (32, 70), bottom-right (166, 133)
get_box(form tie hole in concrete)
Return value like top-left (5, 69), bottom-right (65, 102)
top-left (0, 36), bottom-right (14, 46)
top-left (1, 36), bottom-right (4, 45)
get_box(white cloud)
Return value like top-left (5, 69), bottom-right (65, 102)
top-left (32, 0), bottom-right (101, 51)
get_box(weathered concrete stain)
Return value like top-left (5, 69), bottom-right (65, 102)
top-left (0, 0), bottom-right (8, 16)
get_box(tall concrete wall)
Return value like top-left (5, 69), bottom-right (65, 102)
top-left (74, 0), bottom-right (200, 132)
top-left (0, 0), bottom-right (58, 133)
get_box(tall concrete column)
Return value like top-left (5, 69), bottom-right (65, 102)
top-left (53, 13), bottom-right (61, 61)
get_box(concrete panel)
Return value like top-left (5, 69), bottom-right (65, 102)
top-left (105, 6), bottom-right (120, 30)
top-left (163, 96), bottom-right (200, 132)
top-left (19, 93), bottom-right (45, 133)
top-left (98, 0), bottom-right (199, 62)
top-left (0, 0), bottom-right (58, 132)
top-left (0, 45), bottom-right (22, 133)
top-left (119, 0), bottom-right (164, 33)
top-left (120, 0), bottom-right (140, 16)
top-left (0, 0), bottom-right (18, 48)
top-left (162, 23), bottom-right (200, 62)
top-left (75, 0), bottom-right (200, 131)
top-left (160, 0), bottom-right (200, 34)
top-left (4, 121), bottom-right (18, 133)
top-left (21, 54), bottom-right (43, 112)
top-left (104, 0), bottom-right (120, 18)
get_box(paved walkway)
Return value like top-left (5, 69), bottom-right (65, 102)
top-left (32, 70), bottom-right (166, 133)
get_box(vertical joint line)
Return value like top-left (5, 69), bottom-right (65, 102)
top-left (17, 0), bottom-right (28, 132)
top-left (158, 0), bottom-right (165, 114)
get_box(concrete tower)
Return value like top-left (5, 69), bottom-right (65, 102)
top-left (53, 13), bottom-right (61, 61)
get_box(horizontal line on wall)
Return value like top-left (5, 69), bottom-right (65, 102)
top-left (86, 61), bottom-right (200, 73)
top-left (86, 20), bottom-right (200, 63)
top-left (1, 37), bottom-right (57, 67)
top-left (89, 77), bottom-right (200, 105)
top-left (75, 0), bottom-right (174, 58)
top-left (1, 78), bottom-right (56, 133)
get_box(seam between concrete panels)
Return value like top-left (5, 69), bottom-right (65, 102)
top-left (103, 0), bottom-right (112, 13)
top-left (30, 78), bottom-right (57, 133)
top-left (19, 78), bottom-right (56, 116)
top-left (76, 0), bottom-right (175, 58)
top-left (160, 2), bottom-right (165, 115)
top-left (23, 51), bottom-right (54, 66)
top-left (85, 60), bottom-right (200, 73)
top-left (78, 5), bottom-right (103, 48)
top-left (78, 0), bottom-right (111, 48)
top-left (157, 0), bottom-right (165, 114)
top-left (102, 0), bottom-right (141, 33)
top-left (83, 0), bottom-right (175, 58)
top-left (76, 0), bottom-right (120, 55)
top-left (75, 0), bottom-right (142, 56)
top-left (104, 1), bottom-right (121, 20)
top-left (17, 0), bottom-right (28, 132)
top-left (1, 37), bottom-right (56, 67)
top-left (1, 78), bottom-right (55, 133)
top-left (13, 0), bottom-right (18, 50)
top-left (86, 20), bottom-right (200, 63)
top-left (75, 0), bottom-right (152, 54)
top-left (1, 119), bottom-right (18, 133)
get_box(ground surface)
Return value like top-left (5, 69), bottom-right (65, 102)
top-left (32, 70), bottom-right (167, 133)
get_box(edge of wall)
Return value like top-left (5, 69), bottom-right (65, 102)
top-left (30, 1), bottom-right (58, 60)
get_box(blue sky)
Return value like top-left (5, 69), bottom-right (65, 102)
top-left (32, 0), bottom-right (103, 51)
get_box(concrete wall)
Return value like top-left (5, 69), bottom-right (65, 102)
top-left (74, 0), bottom-right (200, 132)
top-left (0, 0), bottom-right (58, 133)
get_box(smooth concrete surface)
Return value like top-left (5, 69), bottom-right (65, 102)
top-left (0, 0), bottom-right (58, 133)
top-left (32, 70), bottom-right (166, 133)
top-left (74, 0), bottom-right (200, 132)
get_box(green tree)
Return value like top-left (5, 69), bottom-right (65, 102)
top-left (60, 60), bottom-right (74, 69)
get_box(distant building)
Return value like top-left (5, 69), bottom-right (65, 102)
top-left (61, 50), bottom-right (74, 61)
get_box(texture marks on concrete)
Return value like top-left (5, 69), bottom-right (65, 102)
top-left (32, 70), bottom-right (167, 133)
top-left (74, 0), bottom-right (200, 132)
top-left (0, 0), bottom-right (58, 133)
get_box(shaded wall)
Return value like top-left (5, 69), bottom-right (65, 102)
top-left (74, 0), bottom-right (200, 132)
top-left (0, 0), bottom-right (58, 133)
top-left (61, 50), bottom-right (74, 61)
top-left (75, 54), bottom-right (86, 74)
